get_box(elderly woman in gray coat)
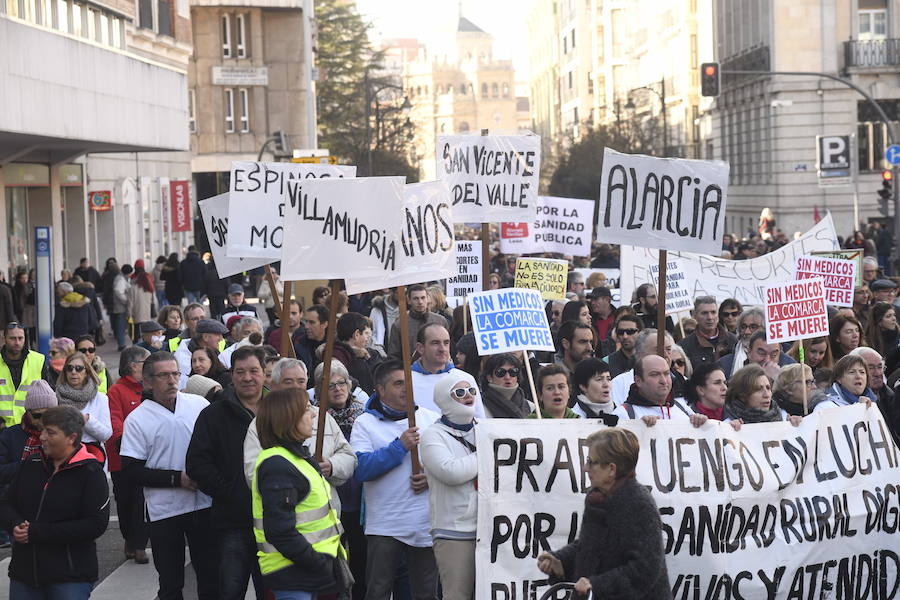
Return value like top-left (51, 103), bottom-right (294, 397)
top-left (537, 428), bottom-right (670, 599)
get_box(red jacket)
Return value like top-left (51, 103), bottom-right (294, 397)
top-left (106, 375), bottom-right (143, 472)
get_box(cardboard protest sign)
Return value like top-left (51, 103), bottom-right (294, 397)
top-left (447, 240), bottom-right (482, 306)
top-left (794, 254), bottom-right (857, 307)
top-left (648, 259), bottom-right (692, 314)
top-left (198, 193), bottom-right (270, 278)
top-left (499, 196), bottom-right (593, 256)
top-left (597, 148), bottom-right (729, 255)
top-left (811, 249), bottom-right (863, 287)
top-left (436, 134), bottom-right (540, 223)
top-left (765, 278), bottom-right (828, 344)
top-left (468, 289), bottom-right (554, 354)
top-left (226, 161), bottom-right (357, 259)
top-left (475, 407), bottom-right (900, 600)
top-left (514, 257), bottom-right (567, 300)
top-left (280, 177), bottom-right (453, 283)
top-left (620, 213), bottom-right (839, 306)
top-left (344, 181), bottom-right (457, 295)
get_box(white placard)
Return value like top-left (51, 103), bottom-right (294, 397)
top-left (468, 289), bottom-right (555, 354)
top-left (499, 196), bottom-right (593, 257)
top-left (765, 278), bottom-right (829, 344)
top-left (597, 148), bottom-right (729, 255)
top-left (620, 213), bottom-right (839, 306)
top-left (447, 240), bottom-right (482, 303)
top-left (794, 254), bottom-right (857, 307)
top-left (475, 407), bottom-right (900, 600)
top-left (344, 180), bottom-right (457, 295)
top-left (436, 134), bottom-right (540, 223)
top-left (226, 161), bottom-right (357, 260)
top-left (198, 193), bottom-right (270, 278)
top-left (649, 259), bottom-right (692, 314)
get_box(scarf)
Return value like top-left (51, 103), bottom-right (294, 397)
top-left (56, 379), bottom-right (98, 410)
top-left (724, 396), bottom-right (782, 423)
top-left (693, 400), bottom-right (724, 421)
top-left (575, 393), bottom-right (615, 417)
top-left (21, 414), bottom-right (43, 460)
top-left (481, 383), bottom-right (531, 419)
top-left (440, 416), bottom-right (474, 431)
top-left (832, 382), bottom-right (877, 406)
top-left (329, 399), bottom-right (365, 439)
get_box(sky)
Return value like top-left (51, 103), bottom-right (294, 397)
top-left (355, 0), bottom-right (531, 80)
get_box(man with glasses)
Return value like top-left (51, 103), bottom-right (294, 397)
top-left (679, 296), bottom-right (738, 369)
top-left (566, 271), bottom-right (586, 300)
top-left (723, 308), bottom-right (765, 377)
top-left (862, 256), bottom-right (880, 285)
top-left (851, 347), bottom-right (892, 404)
top-left (186, 346), bottom-right (267, 600)
top-left (0, 323), bottom-right (50, 428)
top-left (120, 351), bottom-right (217, 600)
top-left (603, 315), bottom-right (643, 378)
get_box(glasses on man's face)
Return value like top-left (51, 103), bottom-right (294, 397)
top-left (740, 323), bottom-right (761, 332)
top-left (493, 368), bottom-right (520, 378)
top-left (65, 364), bottom-right (85, 373)
top-left (153, 371), bottom-right (180, 380)
top-left (721, 310), bottom-right (740, 318)
top-left (616, 328), bottom-right (639, 336)
top-left (450, 387), bottom-right (478, 399)
top-left (328, 380), bottom-right (349, 390)
top-left (77, 347), bottom-right (96, 354)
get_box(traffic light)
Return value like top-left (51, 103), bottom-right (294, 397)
top-left (879, 169), bottom-right (893, 216)
top-left (700, 62), bottom-right (720, 97)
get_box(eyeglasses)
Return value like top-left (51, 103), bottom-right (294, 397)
top-left (739, 323), bottom-right (761, 332)
top-left (493, 368), bottom-right (520, 378)
top-left (77, 347), bottom-right (96, 354)
top-left (65, 364), bottom-right (85, 373)
top-left (152, 371), bottom-right (180, 380)
top-left (450, 386), bottom-right (478, 399)
top-left (673, 359), bottom-right (686, 367)
top-left (328, 380), bottom-right (349, 390)
top-left (616, 328), bottom-right (639, 336)
top-left (721, 311), bottom-right (740, 318)
top-left (585, 456), bottom-right (606, 467)
top-left (29, 411), bottom-right (44, 420)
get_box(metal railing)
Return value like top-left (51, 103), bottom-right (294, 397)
top-left (845, 39), bottom-right (900, 68)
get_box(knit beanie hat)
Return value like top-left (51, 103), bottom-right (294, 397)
top-left (184, 375), bottom-right (222, 399)
top-left (433, 369), bottom-right (479, 425)
top-left (25, 380), bottom-right (58, 411)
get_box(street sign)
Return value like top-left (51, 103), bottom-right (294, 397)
top-left (816, 135), bottom-right (852, 188)
top-left (35, 227), bottom-right (52, 355)
top-left (290, 156), bottom-right (338, 165)
top-left (887, 145), bottom-right (900, 166)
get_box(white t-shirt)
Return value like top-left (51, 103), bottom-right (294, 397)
top-left (612, 396), bottom-right (695, 421)
top-left (349, 406), bottom-right (440, 547)
top-left (120, 392), bottom-right (213, 522)
top-left (412, 369), bottom-right (485, 418)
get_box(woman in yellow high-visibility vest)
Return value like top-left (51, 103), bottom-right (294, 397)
top-left (251, 388), bottom-right (349, 600)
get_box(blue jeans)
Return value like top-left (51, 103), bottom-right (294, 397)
top-left (218, 528), bottom-right (264, 600)
top-left (185, 290), bottom-right (202, 304)
top-left (9, 579), bottom-right (92, 600)
top-left (273, 591), bottom-right (315, 600)
top-left (156, 289), bottom-right (168, 310)
top-left (110, 312), bottom-right (127, 348)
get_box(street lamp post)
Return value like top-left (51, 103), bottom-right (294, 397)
top-left (625, 78), bottom-right (668, 157)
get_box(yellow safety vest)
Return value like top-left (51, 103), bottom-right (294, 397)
top-left (169, 338), bottom-right (226, 353)
top-left (0, 352), bottom-right (45, 427)
top-left (251, 446), bottom-right (346, 576)
top-left (98, 369), bottom-right (108, 394)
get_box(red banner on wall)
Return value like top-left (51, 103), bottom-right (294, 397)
top-left (170, 180), bottom-right (192, 232)
top-left (88, 190), bottom-right (112, 211)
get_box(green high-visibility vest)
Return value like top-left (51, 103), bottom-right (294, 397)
top-left (251, 446), bottom-right (346, 576)
top-left (0, 352), bottom-right (45, 427)
top-left (98, 369), bottom-right (108, 394)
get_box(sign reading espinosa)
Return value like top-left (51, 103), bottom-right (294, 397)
top-left (212, 66), bottom-right (269, 86)
top-left (475, 407), bottom-right (900, 600)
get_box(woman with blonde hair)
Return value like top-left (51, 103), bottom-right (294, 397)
top-left (773, 363), bottom-right (815, 417)
top-left (786, 336), bottom-right (833, 372)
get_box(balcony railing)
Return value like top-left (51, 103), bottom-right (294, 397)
top-left (845, 39), bottom-right (900, 68)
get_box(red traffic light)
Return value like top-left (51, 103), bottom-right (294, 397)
top-left (883, 169), bottom-right (894, 181)
top-left (704, 65), bottom-right (717, 76)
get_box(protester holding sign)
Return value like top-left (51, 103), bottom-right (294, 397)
top-left (813, 354), bottom-right (877, 412)
top-left (612, 355), bottom-right (703, 426)
top-left (479, 354), bottom-right (532, 419)
top-left (420, 372), bottom-right (480, 600)
top-left (527, 364), bottom-right (579, 419)
top-left (536, 428), bottom-right (671, 600)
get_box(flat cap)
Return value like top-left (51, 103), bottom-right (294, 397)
top-left (587, 286), bottom-right (612, 299)
top-left (139, 321), bottom-right (164, 334)
top-left (196, 319), bottom-right (229, 335)
top-left (870, 279), bottom-right (898, 291)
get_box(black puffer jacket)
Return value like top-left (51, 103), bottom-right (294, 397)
top-left (552, 477), bottom-right (670, 599)
top-left (0, 445), bottom-right (109, 587)
top-left (179, 252), bottom-right (207, 293)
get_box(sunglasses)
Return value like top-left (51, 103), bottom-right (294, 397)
top-left (739, 323), bottom-right (761, 331)
top-left (493, 368), bottom-right (520, 378)
top-left (65, 364), bottom-right (85, 373)
top-left (77, 347), bottom-right (96, 354)
top-left (673, 359), bottom-right (686, 367)
top-left (616, 328), bottom-right (639, 336)
top-left (450, 387), bottom-right (478, 399)
top-left (29, 411), bottom-right (45, 420)
top-left (721, 310), bottom-right (740, 318)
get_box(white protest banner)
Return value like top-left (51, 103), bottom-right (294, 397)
top-left (280, 177), bottom-right (452, 281)
top-left (447, 240), bottom-right (482, 305)
top-left (794, 254), bottom-right (857, 307)
top-left (468, 288), bottom-right (554, 354)
top-left (499, 196), bottom-right (593, 256)
top-left (476, 406), bottom-right (900, 600)
top-left (620, 213), bottom-right (839, 306)
top-left (198, 193), bottom-right (270, 278)
top-left (436, 134), bottom-right (540, 223)
top-left (574, 268), bottom-right (621, 304)
top-left (226, 161), bottom-right (356, 259)
top-left (597, 148), bottom-right (729, 255)
top-left (344, 180), bottom-right (457, 295)
top-left (812, 249), bottom-right (863, 287)
top-left (765, 278), bottom-right (829, 344)
top-left (649, 259), bottom-right (692, 314)
top-left (514, 257), bottom-right (567, 300)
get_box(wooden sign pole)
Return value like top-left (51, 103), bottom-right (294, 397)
top-left (314, 280), bottom-right (342, 462)
top-left (279, 280), bottom-right (296, 359)
top-left (656, 250), bottom-right (668, 358)
top-left (523, 350), bottom-right (542, 419)
top-left (396, 284), bottom-right (422, 474)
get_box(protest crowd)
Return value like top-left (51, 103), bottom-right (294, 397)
top-left (1, 170), bottom-right (900, 600)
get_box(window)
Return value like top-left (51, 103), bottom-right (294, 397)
top-left (188, 89), bottom-right (196, 132)
top-left (222, 13), bottom-right (232, 58)
top-left (56, 0), bottom-right (68, 31)
top-left (110, 16), bottom-right (121, 46)
top-left (85, 6), bottom-right (95, 40)
top-left (502, 83), bottom-right (509, 97)
top-left (567, 71), bottom-right (573, 89)
top-left (587, 74), bottom-right (593, 95)
top-left (158, 0), bottom-right (172, 37)
top-left (859, 9), bottom-right (887, 40)
top-left (71, 1), bottom-right (81, 35)
top-left (239, 88), bottom-right (250, 132)
top-left (481, 83), bottom-right (488, 97)
top-left (224, 88), bottom-right (235, 133)
top-left (492, 83), bottom-right (498, 97)
top-left (236, 13), bottom-right (247, 57)
top-left (137, 0), bottom-right (151, 29)
top-left (99, 11), bottom-right (108, 43)
top-left (563, 37), bottom-right (567, 54)
top-left (571, 29), bottom-right (575, 49)
top-left (459, 83), bottom-right (466, 95)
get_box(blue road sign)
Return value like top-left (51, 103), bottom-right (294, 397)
top-left (886, 145), bottom-right (900, 166)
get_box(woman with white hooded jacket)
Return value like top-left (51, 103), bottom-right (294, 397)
top-left (420, 370), bottom-right (479, 600)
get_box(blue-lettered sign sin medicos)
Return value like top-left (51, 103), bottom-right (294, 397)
top-left (468, 288), bottom-right (554, 355)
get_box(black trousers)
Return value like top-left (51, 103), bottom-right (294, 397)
top-left (111, 471), bottom-right (148, 551)
top-left (148, 508), bottom-right (219, 600)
